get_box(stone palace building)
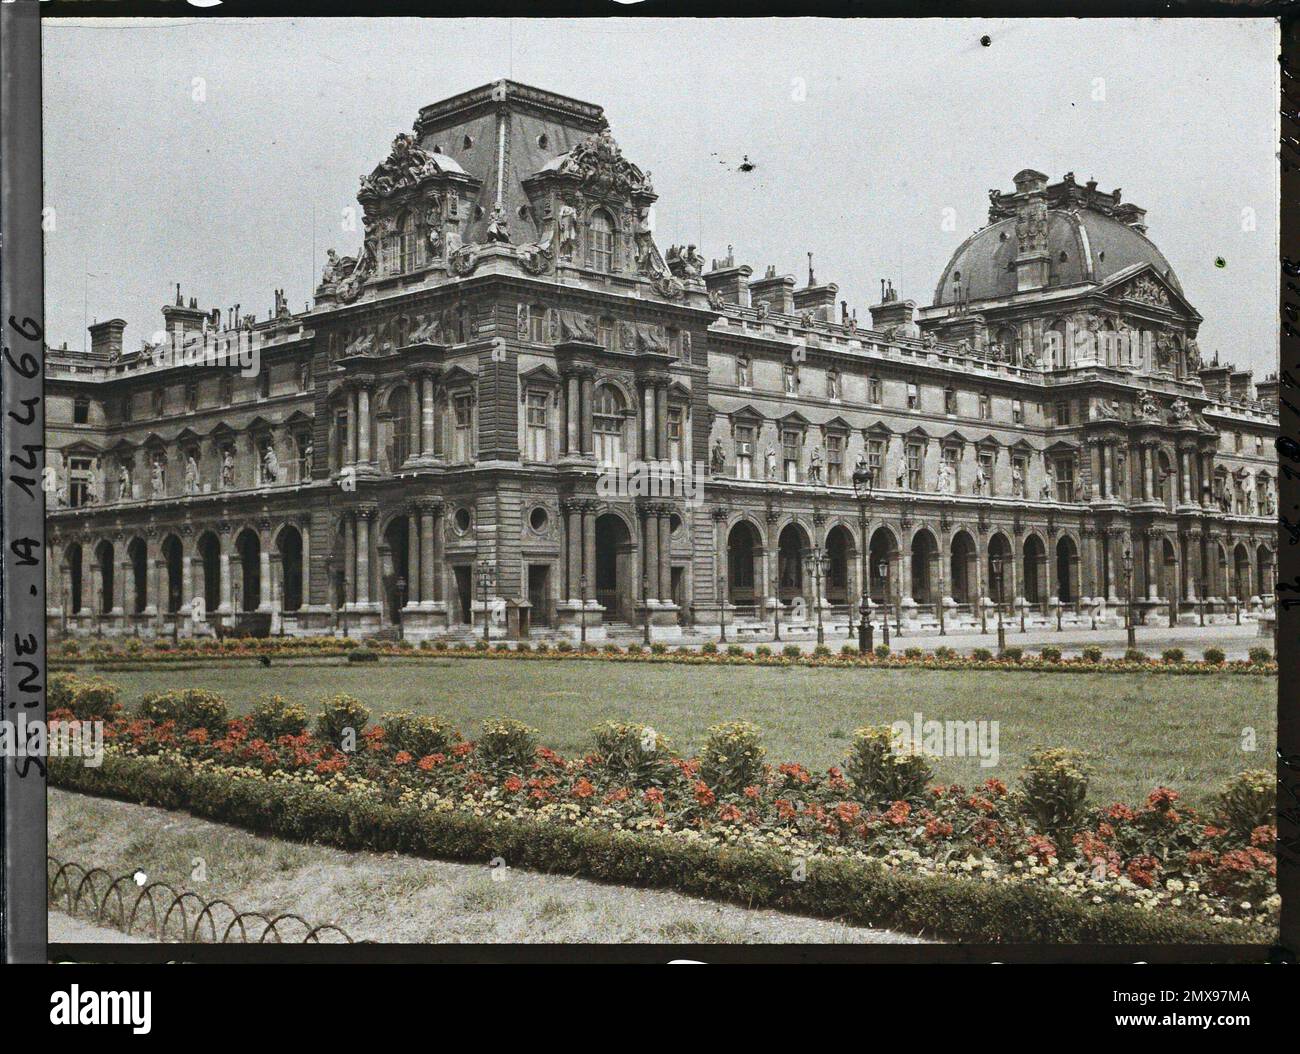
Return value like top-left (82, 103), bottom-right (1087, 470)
top-left (45, 80), bottom-right (1279, 640)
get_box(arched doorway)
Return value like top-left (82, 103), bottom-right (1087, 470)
top-left (1233, 543), bottom-right (1251, 601)
top-left (1055, 535), bottom-right (1077, 603)
top-left (380, 516), bottom-right (408, 624)
top-left (95, 540), bottom-right (114, 615)
top-left (278, 525), bottom-right (304, 612)
top-left (910, 529), bottom-right (939, 606)
top-left (1257, 545), bottom-right (1273, 598)
top-left (868, 526), bottom-right (899, 604)
top-left (825, 525), bottom-right (853, 607)
top-left (161, 535), bottom-right (183, 614)
top-left (595, 513), bottom-right (633, 622)
top-left (950, 531), bottom-right (978, 607)
top-left (235, 528), bottom-right (261, 612)
top-left (66, 542), bottom-right (83, 614)
top-left (197, 531), bottom-right (221, 614)
top-left (777, 522), bottom-right (809, 606)
top-left (726, 520), bottom-right (762, 610)
top-left (986, 533), bottom-right (1013, 610)
top-left (127, 537), bottom-right (148, 615)
top-left (1022, 535), bottom-right (1046, 607)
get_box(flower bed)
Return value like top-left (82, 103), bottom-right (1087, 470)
top-left (47, 676), bottom-right (1278, 943)
top-left (50, 636), bottom-right (1276, 676)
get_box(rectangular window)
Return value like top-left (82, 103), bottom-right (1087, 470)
top-left (69, 457), bottom-right (93, 508)
top-left (867, 438), bottom-right (884, 486)
top-left (735, 356), bottom-right (751, 388)
top-left (906, 442), bottom-right (923, 490)
top-left (1234, 432), bottom-right (1243, 452)
top-left (735, 425), bottom-right (754, 479)
top-left (944, 388), bottom-right (957, 415)
top-left (667, 406), bottom-right (684, 465)
top-left (826, 434), bottom-right (844, 485)
top-left (529, 309), bottom-right (548, 344)
top-left (122, 395), bottom-right (133, 423)
top-left (1254, 435), bottom-right (1263, 455)
top-left (73, 397), bottom-right (90, 424)
top-left (1012, 399), bottom-right (1024, 424)
top-left (783, 364), bottom-right (798, 395)
top-left (334, 411), bottom-right (349, 468)
top-left (978, 392), bottom-right (990, 419)
top-left (454, 394), bottom-right (474, 461)
top-left (597, 318), bottom-right (615, 351)
top-left (1054, 400), bottom-right (1070, 426)
top-left (868, 377), bottom-right (882, 405)
top-left (1054, 455), bottom-right (1074, 502)
top-left (907, 383), bottom-right (919, 410)
top-left (525, 391), bottom-right (548, 462)
top-left (782, 429), bottom-right (801, 483)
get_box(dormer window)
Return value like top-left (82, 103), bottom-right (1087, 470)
top-left (588, 210), bottom-right (614, 273)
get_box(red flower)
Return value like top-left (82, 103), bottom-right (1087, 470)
top-left (884, 801), bottom-right (911, 826)
top-left (718, 803), bottom-right (743, 823)
top-left (983, 777), bottom-right (1008, 797)
top-left (1146, 786), bottom-right (1180, 811)
top-left (925, 818), bottom-right (953, 840)
top-left (743, 785), bottom-right (760, 800)
top-left (1250, 825), bottom-right (1276, 849)
top-left (1105, 803), bottom-right (1136, 823)
top-left (393, 751), bottom-right (413, 766)
top-left (503, 775), bottom-right (523, 793)
top-left (571, 777), bottom-right (595, 799)
top-left (1027, 834), bottom-right (1056, 864)
top-left (1126, 854), bottom-right (1160, 888)
top-left (775, 799), bottom-right (796, 821)
top-left (835, 802), bottom-right (862, 826)
top-left (644, 787), bottom-right (665, 804)
top-left (417, 753), bottom-right (445, 770)
top-left (693, 781), bottom-right (716, 807)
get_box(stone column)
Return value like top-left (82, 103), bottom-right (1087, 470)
top-left (655, 384), bottom-right (669, 461)
top-left (258, 523), bottom-right (273, 612)
top-left (580, 374), bottom-right (595, 456)
top-left (356, 507), bottom-right (373, 606)
top-left (1146, 534), bottom-right (1159, 600)
top-left (658, 508), bottom-right (673, 602)
top-left (766, 512), bottom-right (780, 602)
top-left (219, 528), bottom-right (232, 613)
top-left (180, 552), bottom-right (193, 615)
top-left (419, 503), bottom-right (436, 605)
top-left (566, 502), bottom-right (582, 599)
top-left (1105, 534), bottom-right (1117, 600)
top-left (1142, 444), bottom-right (1155, 503)
top-left (116, 555), bottom-right (130, 616)
top-left (91, 556), bottom-right (104, 617)
top-left (565, 375), bottom-right (580, 455)
top-left (344, 514), bottom-right (356, 606)
top-left (357, 386), bottom-right (372, 465)
top-left (406, 507), bottom-right (420, 606)
top-left (421, 374), bottom-right (436, 457)
top-left (1100, 443), bottom-right (1112, 499)
top-left (642, 385), bottom-right (655, 459)
top-left (582, 503), bottom-right (597, 601)
top-left (299, 524), bottom-right (311, 608)
top-left (643, 506), bottom-right (659, 601)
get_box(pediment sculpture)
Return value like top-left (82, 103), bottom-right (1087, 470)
top-left (358, 132), bottom-right (443, 199)
top-left (554, 127), bottom-right (653, 198)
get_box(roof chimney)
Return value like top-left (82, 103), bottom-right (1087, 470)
top-left (704, 256), bottom-right (752, 307)
top-left (88, 318), bottom-right (127, 360)
top-left (749, 266), bottom-right (795, 315)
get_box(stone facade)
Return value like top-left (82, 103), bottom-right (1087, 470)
top-left (45, 83), bottom-right (1278, 640)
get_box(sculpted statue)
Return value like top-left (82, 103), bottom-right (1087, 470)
top-left (321, 249), bottom-right (340, 284)
top-left (1020, 345), bottom-right (1040, 369)
top-left (765, 446), bottom-right (778, 479)
top-left (1041, 463), bottom-right (1055, 501)
top-left (486, 202), bottom-right (511, 244)
top-left (634, 208), bottom-right (658, 275)
top-left (756, 301), bottom-right (770, 322)
top-left (150, 456), bottom-right (165, 498)
top-left (1094, 397), bottom-right (1121, 420)
top-left (1265, 485), bottom-right (1276, 516)
top-left (783, 366), bottom-right (797, 394)
top-left (937, 459), bottom-right (954, 494)
top-left (973, 462), bottom-right (988, 496)
top-left (1010, 463), bottom-right (1025, 499)
top-left (1137, 391), bottom-right (1161, 419)
top-left (117, 463), bottom-right (132, 501)
top-left (558, 309), bottom-right (598, 344)
top-left (263, 443), bottom-right (280, 484)
top-left (666, 244), bottom-right (703, 279)
top-left (1185, 338), bottom-right (1202, 372)
top-left (710, 438), bottom-right (725, 473)
top-left (708, 289), bottom-right (724, 311)
top-left (808, 446), bottom-right (823, 484)
top-left (185, 455), bottom-right (200, 495)
top-left (557, 203), bottom-right (578, 259)
top-left (221, 448), bottom-right (236, 489)
top-left (826, 370), bottom-right (841, 400)
top-left (1170, 397), bottom-right (1191, 422)
top-left (895, 456), bottom-right (909, 490)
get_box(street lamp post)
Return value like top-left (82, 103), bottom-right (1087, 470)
top-left (475, 560), bottom-right (495, 645)
top-left (852, 461), bottom-right (873, 653)
top-left (395, 576), bottom-right (407, 642)
top-left (643, 572), bottom-right (652, 645)
top-left (990, 555), bottom-right (1006, 653)
top-left (579, 573), bottom-right (588, 646)
top-left (718, 573), bottom-right (728, 644)
top-left (1123, 548), bottom-right (1136, 650)
top-left (877, 558), bottom-right (890, 649)
top-left (894, 553), bottom-right (903, 638)
top-left (803, 547), bottom-right (829, 646)
top-left (1198, 576), bottom-right (1206, 627)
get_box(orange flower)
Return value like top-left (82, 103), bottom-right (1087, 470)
top-left (644, 787), bottom-right (665, 804)
top-left (694, 781), bottom-right (716, 807)
top-left (571, 777), bottom-right (595, 799)
top-left (393, 751), bottom-right (413, 766)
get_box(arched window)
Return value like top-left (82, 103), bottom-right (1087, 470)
top-left (588, 210), bottom-right (614, 273)
top-left (593, 385), bottom-right (626, 465)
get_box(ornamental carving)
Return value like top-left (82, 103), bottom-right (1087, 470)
top-left (358, 132), bottom-right (445, 200)
top-left (1119, 273), bottom-right (1170, 307)
top-left (553, 127), bottom-right (653, 198)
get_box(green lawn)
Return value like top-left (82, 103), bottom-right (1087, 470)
top-left (95, 658), bottom-right (1274, 807)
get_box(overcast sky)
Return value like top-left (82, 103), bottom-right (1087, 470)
top-left (43, 17), bottom-right (1278, 374)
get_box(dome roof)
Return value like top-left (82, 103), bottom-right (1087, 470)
top-left (933, 209), bottom-right (1183, 307)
